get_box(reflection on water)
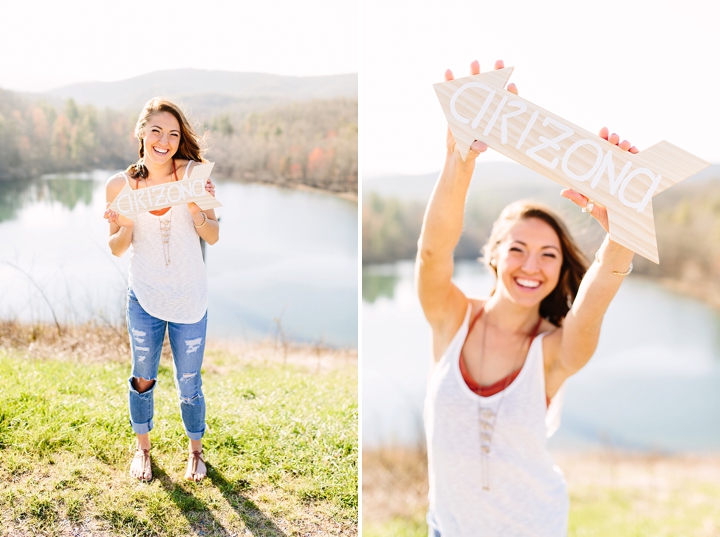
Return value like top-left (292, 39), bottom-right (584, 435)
top-left (363, 260), bottom-right (720, 453)
top-left (0, 171), bottom-right (358, 347)
top-left (362, 266), bottom-right (399, 303)
top-left (0, 172), bottom-right (100, 223)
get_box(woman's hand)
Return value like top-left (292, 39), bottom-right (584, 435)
top-left (104, 203), bottom-right (134, 228)
top-left (560, 127), bottom-right (639, 234)
top-left (445, 59), bottom-right (518, 161)
top-left (187, 179), bottom-right (216, 214)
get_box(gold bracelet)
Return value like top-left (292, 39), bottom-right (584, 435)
top-left (595, 250), bottom-right (633, 276)
top-left (193, 212), bottom-right (207, 228)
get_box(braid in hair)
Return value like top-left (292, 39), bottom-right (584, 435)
top-left (127, 138), bottom-right (148, 180)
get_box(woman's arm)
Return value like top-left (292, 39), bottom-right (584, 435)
top-left (104, 174), bottom-right (134, 257)
top-left (185, 162), bottom-right (219, 245)
top-left (416, 60), bottom-right (518, 359)
top-left (189, 205), bottom-right (219, 245)
top-left (545, 128), bottom-right (638, 390)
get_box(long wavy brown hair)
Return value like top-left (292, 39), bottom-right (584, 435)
top-left (481, 200), bottom-right (590, 326)
top-left (126, 98), bottom-right (207, 179)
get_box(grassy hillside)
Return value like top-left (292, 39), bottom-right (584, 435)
top-left (0, 322), bottom-right (358, 536)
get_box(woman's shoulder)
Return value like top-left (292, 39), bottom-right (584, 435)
top-left (106, 172), bottom-right (127, 193)
top-left (105, 172), bottom-right (130, 201)
top-left (173, 158), bottom-right (192, 178)
top-left (467, 297), bottom-right (489, 319)
top-left (539, 318), bottom-right (558, 335)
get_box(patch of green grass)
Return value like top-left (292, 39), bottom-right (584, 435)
top-left (362, 515), bottom-right (427, 537)
top-left (0, 346), bottom-right (357, 535)
top-left (568, 482), bottom-right (720, 536)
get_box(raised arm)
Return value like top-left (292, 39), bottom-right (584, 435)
top-left (416, 60), bottom-right (518, 359)
top-left (545, 128), bottom-right (638, 390)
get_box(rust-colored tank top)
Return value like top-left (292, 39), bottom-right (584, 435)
top-left (459, 306), bottom-right (550, 407)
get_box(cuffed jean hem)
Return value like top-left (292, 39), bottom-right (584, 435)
top-left (130, 418), bottom-right (154, 435)
top-left (185, 426), bottom-right (206, 440)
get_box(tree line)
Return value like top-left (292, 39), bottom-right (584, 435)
top-left (207, 99), bottom-right (357, 193)
top-left (363, 179), bottom-right (720, 293)
top-left (0, 89), bottom-right (358, 194)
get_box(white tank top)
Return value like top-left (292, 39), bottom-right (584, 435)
top-left (424, 304), bottom-right (569, 536)
top-left (124, 162), bottom-right (208, 324)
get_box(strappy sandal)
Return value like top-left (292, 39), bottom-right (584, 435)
top-left (130, 448), bottom-right (152, 482)
top-left (186, 449), bottom-right (206, 481)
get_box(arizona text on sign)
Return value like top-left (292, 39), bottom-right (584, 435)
top-left (433, 68), bottom-right (710, 263)
top-left (108, 162), bottom-right (222, 219)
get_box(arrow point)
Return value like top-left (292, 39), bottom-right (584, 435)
top-left (476, 66), bottom-right (514, 89)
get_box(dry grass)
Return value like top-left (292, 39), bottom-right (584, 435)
top-left (362, 448), bottom-right (427, 527)
top-left (362, 447), bottom-right (720, 537)
top-left (0, 319), bottom-right (357, 372)
top-left (0, 319), bottom-right (131, 364)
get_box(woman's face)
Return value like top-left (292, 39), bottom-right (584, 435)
top-left (142, 111), bottom-right (180, 166)
top-left (493, 217), bottom-right (563, 309)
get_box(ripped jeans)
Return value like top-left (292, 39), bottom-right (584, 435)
top-left (126, 287), bottom-right (207, 440)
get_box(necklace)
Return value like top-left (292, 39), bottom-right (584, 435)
top-left (475, 309), bottom-right (534, 491)
top-left (158, 208), bottom-right (172, 266)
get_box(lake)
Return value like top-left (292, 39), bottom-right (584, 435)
top-left (0, 172), bottom-right (358, 347)
top-left (363, 260), bottom-right (720, 453)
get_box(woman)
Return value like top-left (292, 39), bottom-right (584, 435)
top-left (104, 98), bottom-right (219, 482)
top-left (418, 60), bottom-right (637, 535)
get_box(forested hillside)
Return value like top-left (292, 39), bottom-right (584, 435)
top-left (363, 171), bottom-right (720, 300)
top-left (209, 99), bottom-right (357, 193)
top-left (0, 88), bottom-right (357, 193)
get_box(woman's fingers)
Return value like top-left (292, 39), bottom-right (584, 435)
top-left (470, 140), bottom-right (488, 153)
top-left (560, 188), bottom-right (586, 208)
top-left (507, 83), bottom-right (518, 95)
top-left (445, 69), bottom-right (454, 82)
top-left (600, 126), bottom-right (639, 153)
top-left (470, 60), bottom-right (480, 75)
top-left (561, 188), bottom-right (610, 232)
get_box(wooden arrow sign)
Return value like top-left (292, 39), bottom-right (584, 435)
top-left (434, 68), bottom-right (710, 263)
top-left (108, 162), bottom-right (222, 219)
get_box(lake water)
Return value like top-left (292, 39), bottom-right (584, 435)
top-left (0, 172), bottom-right (358, 347)
top-left (363, 261), bottom-right (720, 453)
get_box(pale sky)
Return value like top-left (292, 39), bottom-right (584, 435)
top-left (0, 0), bottom-right (358, 92)
top-left (362, 0), bottom-right (720, 175)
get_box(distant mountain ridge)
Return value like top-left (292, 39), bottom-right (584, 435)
top-left (37, 69), bottom-right (357, 116)
top-left (363, 162), bottom-right (720, 202)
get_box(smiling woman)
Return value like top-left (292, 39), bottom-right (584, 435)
top-left (103, 98), bottom-right (219, 484)
top-left (416, 60), bottom-right (637, 536)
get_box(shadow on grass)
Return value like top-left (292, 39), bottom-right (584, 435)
top-left (153, 465), bottom-right (231, 536)
top-left (208, 464), bottom-right (288, 537)
top-left (154, 464), bottom-right (287, 537)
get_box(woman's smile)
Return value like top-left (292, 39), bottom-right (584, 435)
top-left (514, 277), bottom-right (542, 290)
